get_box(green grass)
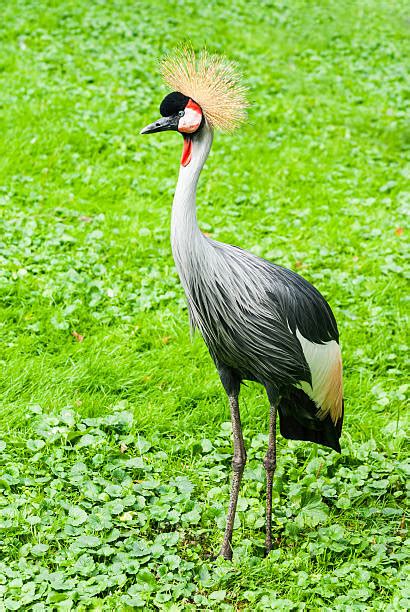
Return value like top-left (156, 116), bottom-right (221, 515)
top-left (0, 0), bottom-right (409, 609)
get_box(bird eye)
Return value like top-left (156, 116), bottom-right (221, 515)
top-left (178, 110), bottom-right (185, 117)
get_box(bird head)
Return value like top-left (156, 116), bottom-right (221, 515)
top-left (141, 92), bottom-right (204, 167)
top-left (140, 45), bottom-right (248, 167)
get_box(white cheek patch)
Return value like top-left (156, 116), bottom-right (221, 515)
top-left (178, 106), bottom-right (202, 133)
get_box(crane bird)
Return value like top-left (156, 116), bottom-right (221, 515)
top-left (141, 47), bottom-right (344, 560)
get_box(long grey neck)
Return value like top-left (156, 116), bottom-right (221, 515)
top-left (171, 124), bottom-right (213, 286)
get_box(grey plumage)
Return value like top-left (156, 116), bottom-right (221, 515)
top-left (142, 89), bottom-right (344, 560)
top-left (171, 125), bottom-right (339, 400)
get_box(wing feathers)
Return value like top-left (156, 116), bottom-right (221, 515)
top-left (296, 329), bottom-right (343, 425)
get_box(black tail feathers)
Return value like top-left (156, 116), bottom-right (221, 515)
top-left (278, 387), bottom-right (343, 453)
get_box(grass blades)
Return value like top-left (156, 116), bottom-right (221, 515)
top-left (0, 0), bottom-right (409, 609)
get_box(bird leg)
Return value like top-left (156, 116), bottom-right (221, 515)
top-left (264, 401), bottom-right (277, 555)
top-left (219, 393), bottom-right (246, 560)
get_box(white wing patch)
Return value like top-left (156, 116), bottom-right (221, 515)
top-left (296, 329), bottom-right (343, 424)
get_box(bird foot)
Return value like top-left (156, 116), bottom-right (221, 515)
top-left (265, 534), bottom-right (281, 557)
top-left (219, 544), bottom-right (233, 561)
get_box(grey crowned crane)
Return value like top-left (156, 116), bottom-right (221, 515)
top-left (141, 47), bottom-right (344, 560)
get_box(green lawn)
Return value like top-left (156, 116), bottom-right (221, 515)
top-left (0, 0), bottom-right (409, 609)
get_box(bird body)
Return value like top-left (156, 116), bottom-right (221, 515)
top-left (171, 124), bottom-right (343, 452)
top-left (141, 46), bottom-right (344, 559)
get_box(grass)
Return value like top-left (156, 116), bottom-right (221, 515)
top-left (0, 0), bottom-right (409, 609)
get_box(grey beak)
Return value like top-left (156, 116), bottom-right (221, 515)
top-left (140, 115), bottom-right (179, 135)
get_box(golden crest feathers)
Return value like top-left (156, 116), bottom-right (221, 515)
top-left (160, 45), bottom-right (248, 132)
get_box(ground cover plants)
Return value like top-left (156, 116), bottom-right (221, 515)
top-left (0, 0), bottom-right (409, 609)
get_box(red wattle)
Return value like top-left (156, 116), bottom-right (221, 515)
top-left (181, 137), bottom-right (192, 167)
